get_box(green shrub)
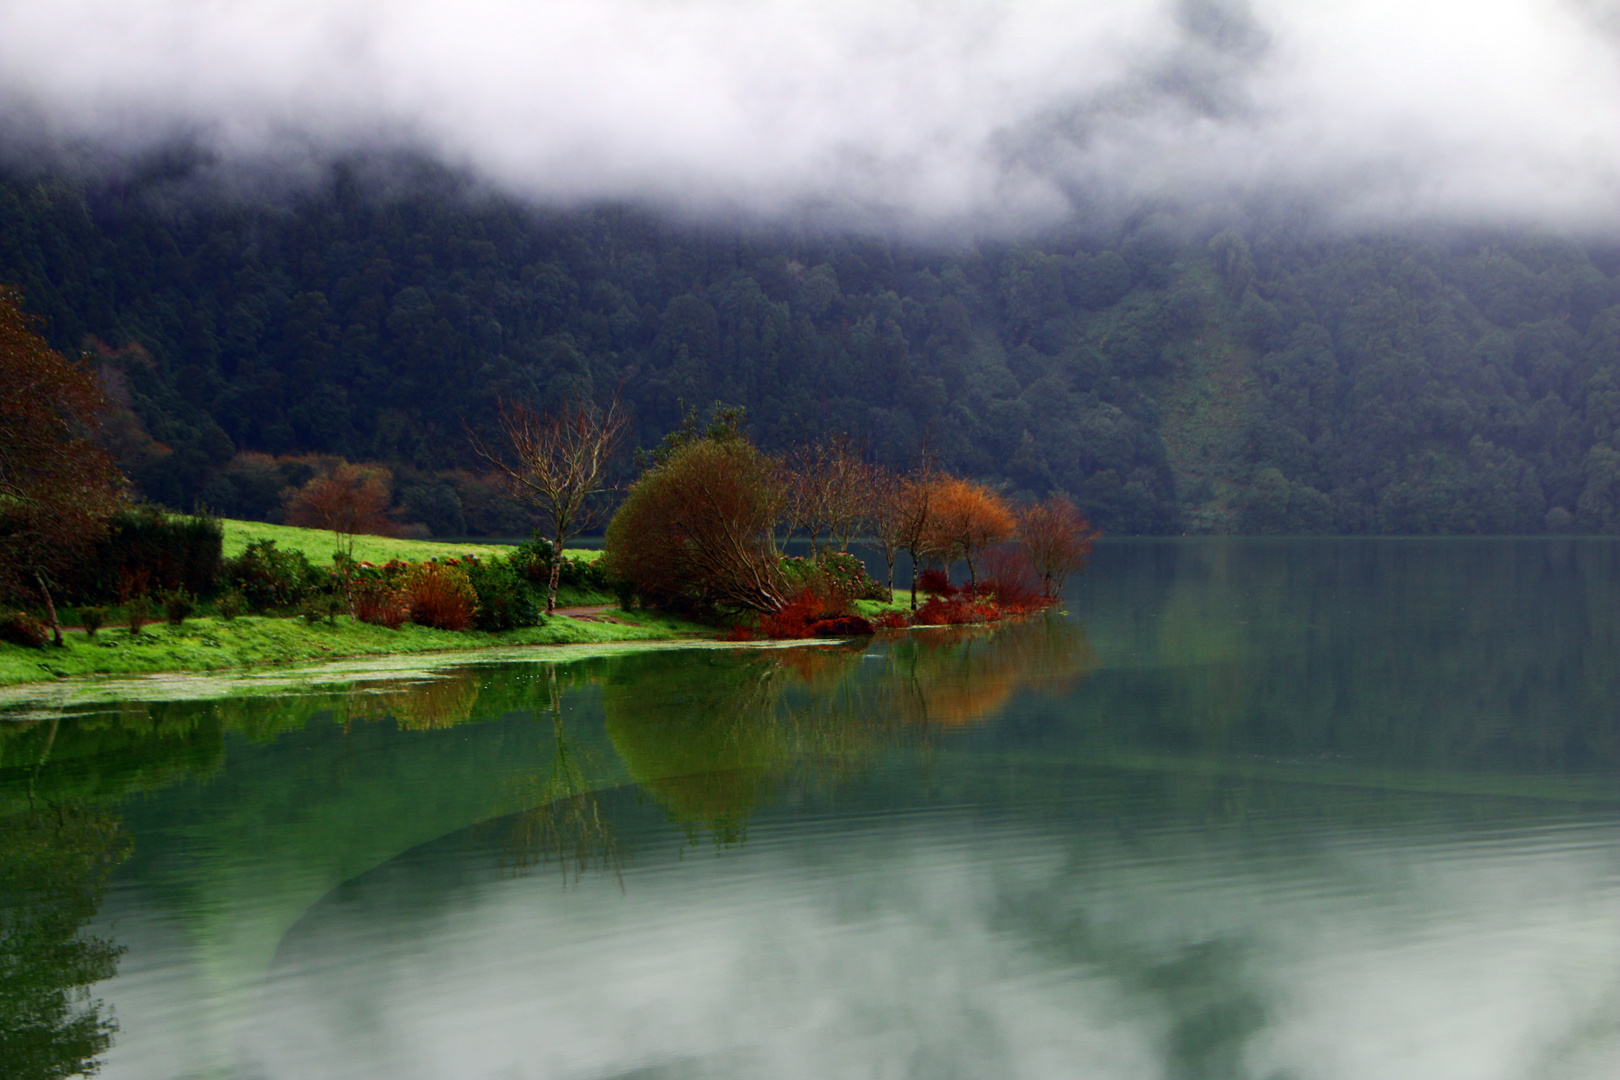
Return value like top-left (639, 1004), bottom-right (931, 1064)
top-left (160, 588), bottom-right (195, 626)
top-left (298, 598), bottom-right (326, 625)
top-left (813, 551), bottom-right (887, 601)
top-left (511, 534), bottom-right (615, 595)
top-left (216, 590), bottom-right (243, 620)
top-left (463, 557), bottom-right (541, 631)
top-left (0, 611), bottom-right (48, 649)
top-left (779, 551), bottom-right (885, 608)
top-left (224, 539), bottom-right (320, 611)
top-left (126, 597), bottom-right (153, 635)
top-left (78, 606), bottom-right (106, 636)
top-left (68, 506), bottom-right (225, 603)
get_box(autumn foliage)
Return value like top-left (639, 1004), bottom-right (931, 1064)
top-left (0, 284), bottom-right (125, 640)
top-left (600, 410), bottom-right (1095, 636)
top-left (922, 477), bottom-right (1016, 586)
top-left (1017, 495), bottom-right (1097, 597)
top-left (604, 436), bottom-right (788, 614)
top-left (398, 562), bottom-right (479, 631)
top-left (283, 463), bottom-right (398, 554)
top-left (351, 577), bottom-right (410, 629)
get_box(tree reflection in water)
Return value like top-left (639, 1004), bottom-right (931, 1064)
top-left (602, 615), bottom-right (1093, 843)
top-left (0, 796), bottom-right (130, 1080)
top-left (357, 669), bottom-right (484, 731)
top-left (505, 667), bottom-right (623, 885)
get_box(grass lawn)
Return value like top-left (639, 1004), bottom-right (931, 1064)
top-left (219, 519), bottom-right (603, 564)
top-left (0, 609), bottom-right (711, 688)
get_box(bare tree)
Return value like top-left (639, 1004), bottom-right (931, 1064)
top-left (825, 440), bottom-right (875, 553)
top-left (781, 433), bottom-right (872, 555)
top-left (867, 465), bottom-right (906, 600)
top-left (895, 462), bottom-right (939, 611)
top-left (471, 397), bottom-right (628, 614)
top-left (780, 440), bottom-right (835, 555)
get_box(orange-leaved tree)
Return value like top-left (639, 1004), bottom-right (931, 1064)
top-left (923, 477), bottom-right (1015, 588)
top-left (283, 462), bottom-right (398, 559)
top-left (0, 284), bottom-right (126, 644)
top-left (1017, 495), bottom-right (1097, 598)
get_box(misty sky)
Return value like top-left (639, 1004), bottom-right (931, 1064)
top-left (2, 0), bottom-right (1618, 233)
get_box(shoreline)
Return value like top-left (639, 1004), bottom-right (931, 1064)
top-left (0, 607), bottom-right (716, 693)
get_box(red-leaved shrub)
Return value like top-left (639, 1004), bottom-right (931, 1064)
top-left (758, 586), bottom-right (854, 639)
top-left (759, 591), bottom-right (817, 639)
top-left (399, 562), bottom-right (479, 631)
top-left (722, 624), bottom-right (756, 642)
top-left (981, 546), bottom-right (1049, 613)
top-left (914, 594), bottom-right (1002, 626)
top-left (0, 610), bottom-right (48, 649)
top-left (871, 610), bottom-right (909, 631)
top-left (352, 578), bottom-right (410, 630)
top-left (916, 568), bottom-right (956, 596)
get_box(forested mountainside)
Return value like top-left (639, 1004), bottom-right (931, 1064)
top-left (3, 157), bottom-right (1619, 535)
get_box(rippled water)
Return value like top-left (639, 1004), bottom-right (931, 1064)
top-left (3, 539), bottom-right (1618, 1080)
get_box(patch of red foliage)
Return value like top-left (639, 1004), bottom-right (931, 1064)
top-left (758, 586), bottom-right (858, 639)
top-left (721, 624), bottom-right (756, 642)
top-left (352, 580), bottom-right (410, 629)
top-left (871, 610), bottom-right (909, 631)
top-left (916, 568), bottom-right (956, 596)
top-left (980, 546), bottom-right (1053, 614)
top-left (810, 615), bottom-right (874, 637)
top-left (913, 594), bottom-right (1002, 625)
top-left (399, 563), bottom-right (478, 631)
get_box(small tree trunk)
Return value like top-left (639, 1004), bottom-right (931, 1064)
top-left (907, 548), bottom-right (918, 610)
top-left (885, 553), bottom-right (895, 602)
top-left (546, 532), bottom-right (564, 614)
top-left (33, 572), bottom-right (63, 647)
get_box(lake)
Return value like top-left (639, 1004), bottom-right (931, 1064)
top-left (2, 539), bottom-right (1617, 1080)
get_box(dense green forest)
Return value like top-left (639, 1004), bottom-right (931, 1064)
top-left (3, 154), bottom-right (1618, 535)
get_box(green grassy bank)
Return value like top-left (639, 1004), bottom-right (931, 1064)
top-left (219, 518), bottom-right (604, 563)
top-left (1, 521), bottom-right (676, 689)
top-left (0, 609), bottom-right (709, 688)
top-left (2, 520), bottom-right (922, 689)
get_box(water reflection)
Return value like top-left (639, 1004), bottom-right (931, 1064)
top-left (2, 540), bottom-right (1619, 1080)
top-left (0, 797), bottom-right (129, 1080)
top-left (602, 617), bottom-right (1092, 842)
top-left (507, 669), bottom-right (623, 884)
top-left (250, 808), bottom-right (1620, 1080)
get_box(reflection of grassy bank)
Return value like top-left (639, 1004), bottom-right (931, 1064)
top-left (0, 609), bottom-right (710, 688)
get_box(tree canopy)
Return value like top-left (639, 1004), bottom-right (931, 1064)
top-left (603, 435), bottom-right (787, 614)
top-left (3, 156), bottom-right (1619, 534)
top-left (0, 284), bottom-right (124, 617)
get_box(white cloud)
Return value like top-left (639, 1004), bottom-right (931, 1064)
top-left (1, 0), bottom-right (1617, 231)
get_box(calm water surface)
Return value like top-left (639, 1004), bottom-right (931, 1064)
top-left (2, 539), bottom-right (1618, 1080)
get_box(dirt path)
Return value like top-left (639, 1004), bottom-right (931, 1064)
top-left (549, 604), bottom-right (617, 622)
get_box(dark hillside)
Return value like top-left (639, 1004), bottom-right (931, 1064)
top-left (3, 159), bottom-right (1617, 534)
